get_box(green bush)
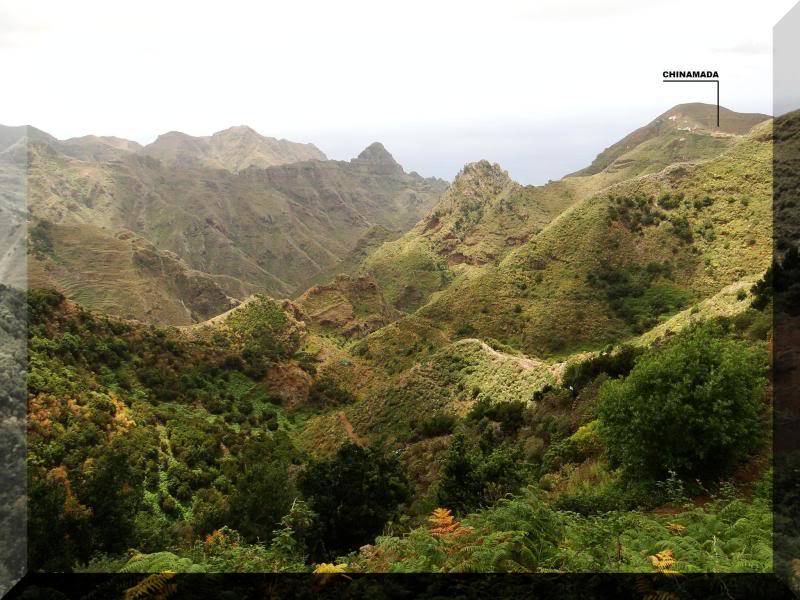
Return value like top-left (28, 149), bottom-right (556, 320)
top-left (669, 215), bottom-right (693, 243)
top-left (411, 413), bottom-right (457, 440)
top-left (597, 323), bottom-right (768, 481)
top-left (586, 263), bottom-right (687, 331)
top-left (468, 398), bottom-right (526, 432)
top-left (437, 433), bottom-right (528, 514)
top-left (307, 376), bottom-right (355, 407)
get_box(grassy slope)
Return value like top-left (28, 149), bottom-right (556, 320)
top-left (363, 161), bottom-right (586, 312)
top-left (571, 102), bottom-right (769, 177)
top-left (418, 120), bottom-right (771, 357)
top-left (297, 115), bottom-right (772, 455)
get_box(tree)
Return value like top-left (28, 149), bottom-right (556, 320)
top-left (298, 443), bottom-right (409, 560)
top-left (77, 434), bottom-right (147, 555)
top-left (597, 323), bottom-right (768, 481)
top-left (436, 433), bottom-right (482, 514)
top-left (437, 431), bottom-right (527, 515)
top-left (227, 434), bottom-right (296, 544)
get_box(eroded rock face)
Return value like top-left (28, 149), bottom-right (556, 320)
top-left (297, 274), bottom-right (400, 338)
top-left (265, 361), bottom-right (313, 410)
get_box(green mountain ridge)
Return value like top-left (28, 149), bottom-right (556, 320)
top-left (415, 118), bottom-right (771, 356)
top-left (360, 103), bottom-right (767, 316)
top-left (569, 102), bottom-right (769, 177)
top-left (140, 125), bottom-right (327, 171)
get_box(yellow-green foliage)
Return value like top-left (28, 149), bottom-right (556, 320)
top-left (121, 552), bottom-right (203, 574)
top-left (331, 336), bottom-right (556, 447)
top-left (297, 411), bottom-right (352, 457)
top-left (569, 420), bottom-right (603, 456)
top-left (419, 122), bottom-right (771, 357)
top-left (433, 339), bottom-right (555, 409)
top-left (556, 498), bottom-right (772, 573)
top-left (351, 494), bottom-right (561, 573)
top-left (351, 314), bottom-right (449, 373)
top-left (364, 161), bottom-right (586, 312)
top-left (124, 573), bottom-right (178, 600)
top-left (223, 295), bottom-right (301, 350)
top-left (634, 276), bottom-right (760, 346)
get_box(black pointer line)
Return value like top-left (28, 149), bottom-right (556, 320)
top-left (662, 79), bottom-right (720, 127)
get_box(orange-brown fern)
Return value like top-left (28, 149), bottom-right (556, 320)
top-left (428, 508), bottom-right (461, 537)
top-left (648, 549), bottom-right (678, 574)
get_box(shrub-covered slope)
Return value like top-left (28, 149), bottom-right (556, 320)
top-left (418, 120), bottom-right (771, 356)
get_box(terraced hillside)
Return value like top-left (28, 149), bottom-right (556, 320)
top-left (28, 220), bottom-right (236, 324)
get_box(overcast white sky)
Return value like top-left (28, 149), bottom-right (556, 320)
top-left (0, 0), bottom-right (796, 183)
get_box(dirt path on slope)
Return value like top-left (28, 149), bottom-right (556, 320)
top-left (338, 411), bottom-right (365, 446)
top-left (454, 338), bottom-right (567, 382)
top-left (455, 338), bottom-right (543, 370)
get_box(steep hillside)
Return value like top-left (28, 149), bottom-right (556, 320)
top-left (363, 162), bottom-right (585, 311)
top-left (775, 109), bottom-right (800, 250)
top-left (0, 129), bottom-right (28, 288)
top-left (141, 125), bottom-right (326, 171)
top-left (294, 106), bottom-right (774, 477)
top-left (419, 119), bottom-right (772, 356)
top-left (25, 290), bottom-right (323, 570)
top-left (296, 274), bottom-right (400, 339)
top-left (58, 135), bottom-right (143, 162)
top-left (1, 124), bottom-right (143, 161)
top-left (25, 132), bottom-right (448, 311)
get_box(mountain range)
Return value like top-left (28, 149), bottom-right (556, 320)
top-left (9, 125), bottom-right (447, 323)
top-left (3, 102), bottom-right (769, 327)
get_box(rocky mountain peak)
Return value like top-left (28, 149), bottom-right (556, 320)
top-left (357, 142), bottom-right (399, 165)
top-left (452, 160), bottom-right (511, 192)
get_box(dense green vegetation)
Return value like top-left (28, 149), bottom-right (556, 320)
top-left (586, 260), bottom-right (689, 333)
top-left (598, 322), bottom-right (768, 481)
top-left (25, 286), bottom-right (774, 576)
top-left (0, 285), bottom-right (26, 594)
top-left (298, 443), bottom-right (410, 560)
top-left (26, 291), bottom-right (311, 570)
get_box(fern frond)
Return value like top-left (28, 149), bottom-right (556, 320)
top-left (124, 573), bottom-right (176, 600)
top-left (428, 508), bottom-right (461, 537)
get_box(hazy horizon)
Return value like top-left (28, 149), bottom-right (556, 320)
top-left (3, 99), bottom-right (771, 185)
top-left (1, 0), bottom-right (793, 184)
